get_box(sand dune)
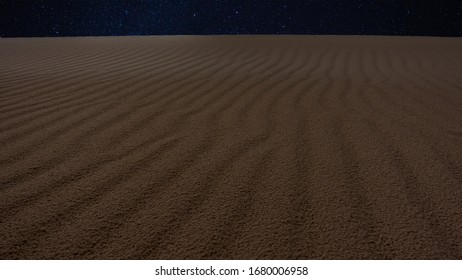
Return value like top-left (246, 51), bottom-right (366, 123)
top-left (1, 35), bottom-right (461, 259)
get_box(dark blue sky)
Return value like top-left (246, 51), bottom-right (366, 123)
top-left (1, 1), bottom-right (461, 37)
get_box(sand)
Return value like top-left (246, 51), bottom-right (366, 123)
top-left (0, 35), bottom-right (461, 259)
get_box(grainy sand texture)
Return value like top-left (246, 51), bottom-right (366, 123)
top-left (1, 36), bottom-right (462, 259)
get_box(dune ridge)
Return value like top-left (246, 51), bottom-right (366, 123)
top-left (0, 35), bottom-right (461, 259)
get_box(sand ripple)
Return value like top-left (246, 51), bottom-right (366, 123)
top-left (1, 36), bottom-right (461, 259)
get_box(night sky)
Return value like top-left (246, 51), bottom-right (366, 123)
top-left (1, 1), bottom-right (461, 37)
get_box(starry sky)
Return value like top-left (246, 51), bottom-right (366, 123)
top-left (1, 1), bottom-right (461, 37)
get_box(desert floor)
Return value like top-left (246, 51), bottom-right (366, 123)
top-left (1, 36), bottom-right (461, 259)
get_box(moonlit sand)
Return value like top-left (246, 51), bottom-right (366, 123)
top-left (1, 36), bottom-right (461, 259)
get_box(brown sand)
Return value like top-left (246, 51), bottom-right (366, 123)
top-left (0, 36), bottom-right (462, 259)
